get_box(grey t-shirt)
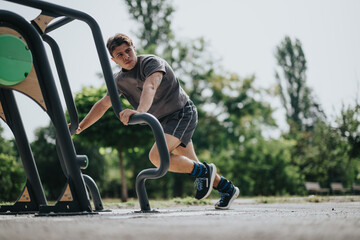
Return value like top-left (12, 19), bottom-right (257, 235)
top-left (110, 55), bottom-right (189, 119)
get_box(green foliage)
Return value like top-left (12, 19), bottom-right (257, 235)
top-left (0, 125), bottom-right (15, 156)
top-left (337, 103), bottom-right (360, 160)
top-left (217, 137), bottom-right (304, 196)
top-left (0, 153), bottom-right (25, 202)
top-left (293, 121), bottom-right (350, 185)
top-left (0, 125), bottom-right (25, 201)
top-left (30, 124), bottom-right (66, 200)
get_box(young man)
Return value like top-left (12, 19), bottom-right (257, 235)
top-left (74, 33), bottom-right (239, 209)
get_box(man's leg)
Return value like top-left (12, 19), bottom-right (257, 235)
top-left (149, 133), bottom-right (195, 173)
top-left (171, 138), bottom-right (239, 209)
top-left (149, 134), bottom-right (216, 200)
top-left (172, 141), bottom-right (221, 187)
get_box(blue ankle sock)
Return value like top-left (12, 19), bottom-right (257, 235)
top-left (190, 162), bottom-right (207, 177)
top-left (215, 176), bottom-right (234, 194)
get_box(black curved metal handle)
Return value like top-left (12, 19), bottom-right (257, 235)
top-left (128, 113), bottom-right (170, 212)
top-left (42, 34), bottom-right (79, 135)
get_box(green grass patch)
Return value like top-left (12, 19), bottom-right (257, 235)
top-left (172, 197), bottom-right (211, 206)
top-left (101, 198), bottom-right (138, 209)
top-left (99, 197), bottom-right (212, 209)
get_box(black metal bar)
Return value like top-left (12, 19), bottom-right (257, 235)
top-left (128, 113), bottom-right (170, 212)
top-left (4, 0), bottom-right (123, 117)
top-left (0, 89), bottom-right (48, 209)
top-left (0, 10), bottom-right (92, 212)
top-left (44, 17), bottom-right (74, 34)
top-left (83, 175), bottom-right (104, 211)
top-left (55, 138), bottom-right (69, 177)
top-left (42, 34), bottom-right (78, 134)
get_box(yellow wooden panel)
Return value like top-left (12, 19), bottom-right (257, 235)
top-left (0, 27), bottom-right (25, 44)
top-left (9, 67), bottom-right (47, 111)
top-left (59, 184), bottom-right (74, 202)
top-left (33, 14), bottom-right (55, 33)
top-left (0, 101), bottom-right (6, 122)
top-left (18, 187), bottom-right (31, 203)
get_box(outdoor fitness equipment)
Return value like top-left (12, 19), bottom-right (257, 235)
top-left (0, 0), bottom-right (169, 214)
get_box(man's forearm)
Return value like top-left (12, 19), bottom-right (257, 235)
top-left (137, 87), bottom-right (156, 113)
top-left (79, 100), bottom-right (109, 132)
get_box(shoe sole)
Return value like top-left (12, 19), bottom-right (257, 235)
top-left (197, 163), bottom-right (217, 200)
top-left (215, 187), bottom-right (240, 210)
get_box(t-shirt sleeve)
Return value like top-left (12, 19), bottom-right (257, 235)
top-left (106, 73), bottom-right (122, 96)
top-left (142, 56), bottom-right (166, 78)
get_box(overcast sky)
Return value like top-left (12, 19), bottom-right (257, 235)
top-left (1, 0), bottom-right (360, 141)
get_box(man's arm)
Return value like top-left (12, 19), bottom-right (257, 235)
top-left (75, 95), bottom-right (112, 134)
top-left (119, 71), bottom-right (163, 125)
top-left (137, 71), bottom-right (163, 113)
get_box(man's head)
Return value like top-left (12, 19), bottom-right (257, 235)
top-left (107, 33), bottom-right (137, 70)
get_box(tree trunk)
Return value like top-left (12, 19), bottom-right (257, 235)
top-left (117, 145), bottom-right (128, 202)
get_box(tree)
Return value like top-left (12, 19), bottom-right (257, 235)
top-left (275, 36), bottom-right (325, 135)
top-left (124, 0), bottom-right (174, 52)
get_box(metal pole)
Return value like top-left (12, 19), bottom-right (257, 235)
top-left (42, 34), bottom-right (79, 134)
top-left (83, 175), bottom-right (104, 211)
top-left (0, 89), bottom-right (47, 207)
top-left (129, 113), bottom-right (170, 212)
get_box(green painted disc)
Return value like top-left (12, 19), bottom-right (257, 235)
top-left (0, 34), bottom-right (33, 86)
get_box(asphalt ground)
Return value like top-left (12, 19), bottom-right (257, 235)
top-left (0, 196), bottom-right (360, 240)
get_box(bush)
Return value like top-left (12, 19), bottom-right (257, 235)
top-left (0, 153), bottom-right (25, 202)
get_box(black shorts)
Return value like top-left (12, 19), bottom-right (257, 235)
top-left (159, 100), bottom-right (198, 147)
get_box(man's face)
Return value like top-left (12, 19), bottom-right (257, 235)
top-left (111, 43), bottom-right (137, 70)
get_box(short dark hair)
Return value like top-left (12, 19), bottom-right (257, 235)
top-left (106, 33), bottom-right (134, 57)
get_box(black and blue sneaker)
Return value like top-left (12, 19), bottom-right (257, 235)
top-left (214, 176), bottom-right (239, 209)
top-left (193, 162), bottom-right (217, 200)
top-left (215, 186), bottom-right (239, 210)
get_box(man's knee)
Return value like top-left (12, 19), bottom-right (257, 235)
top-left (149, 148), bottom-right (160, 167)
